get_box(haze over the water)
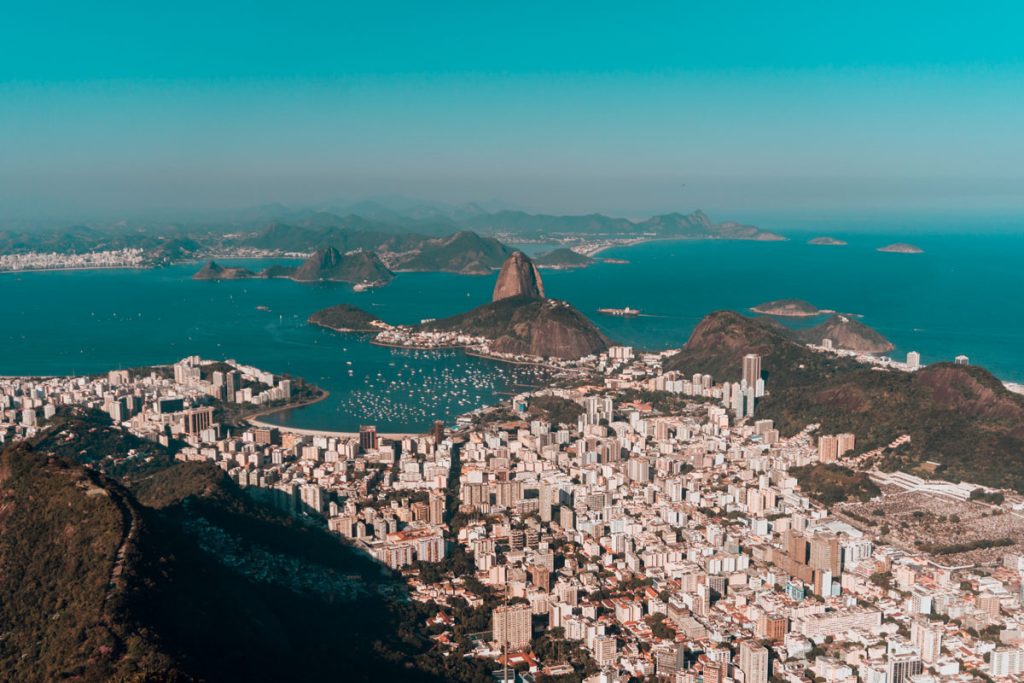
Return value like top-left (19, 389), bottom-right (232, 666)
top-left (2, 1), bottom-right (1024, 219)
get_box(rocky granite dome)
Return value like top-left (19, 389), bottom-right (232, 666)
top-left (492, 250), bottom-right (545, 302)
top-left (422, 296), bottom-right (608, 359)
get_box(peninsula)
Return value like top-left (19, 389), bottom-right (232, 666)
top-left (308, 304), bottom-right (383, 333)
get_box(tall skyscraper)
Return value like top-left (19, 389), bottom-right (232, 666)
top-left (225, 371), bottom-right (240, 403)
top-left (739, 640), bottom-right (770, 683)
top-left (906, 351), bottom-right (921, 370)
top-left (742, 354), bottom-right (763, 387)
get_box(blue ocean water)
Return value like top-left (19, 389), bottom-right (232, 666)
top-left (1, 228), bottom-right (1021, 431)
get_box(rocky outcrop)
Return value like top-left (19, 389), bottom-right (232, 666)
top-left (492, 251), bottom-right (545, 302)
top-left (422, 296), bottom-right (609, 359)
top-left (534, 247), bottom-right (595, 269)
top-left (793, 315), bottom-right (894, 354)
top-left (390, 230), bottom-right (512, 275)
top-left (750, 299), bottom-right (823, 317)
top-left (193, 260), bottom-right (255, 280)
top-left (285, 247), bottom-right (394, 284)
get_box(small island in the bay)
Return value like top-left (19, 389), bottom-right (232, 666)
top-left (308, 304), bottom-right (383, 333)
top-left (808, 236), bottom-right (847, 246)
top-left (750, 298), bottom-right (829, 317)
top-left (192, 260), bottom-right (256, 280)
top-left (533, 247), bottom-right (595, 269)
top-left (878, 242), bottom-right (924, 254)
top-left (192, 247), bottom-right (395, 287)
top-left (265, 246), bottom-right (395, 285)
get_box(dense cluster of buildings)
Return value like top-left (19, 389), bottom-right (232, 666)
top-left (0, 248), bottom-right (146, 271)
top-left (5, 342), bottom-right (1024, 683)
top-left (396, 346), bottom-right (1024, 683)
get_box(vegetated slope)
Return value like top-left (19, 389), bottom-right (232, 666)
top-left (245, 221), bottom-right (511, 274)
top-left (792, 315), bottom-right (894, 354)
top-left (534, 247), bottom-right (595, 269)
top-left (0, 444), bottom-right (180, 682)
top-left (665, 310), bottom-right (1024, 490)
top-left (750, 298), bottom-right (820, 316)
top-left (423, 296), bottom-right (609, 359)
top-left (391, 230), bottom-right (512, 274)
top-left (789, 463), bottom-right (881, 505)
top-left (459, 209), bottom-right (783, 240)
top-left (460, 210), bottom-right (635, 235)
top-left (279, 246), bottom-right (394, 283)
top-left (638, 210), bottom-right (784, 240)
top-left (308, 304), bottom-right (382, 332)
top-left (192, 260), bottom-right (255, 280)
top-left (242, 217), bottom-right (424, 253)
top-left (0, 426), bottom-right (465, 682)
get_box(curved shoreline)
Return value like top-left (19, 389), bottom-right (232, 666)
top-left (586, 234), bottom-right (786, 257)
top-left (242, 386), bottom-right (331, 422)
top-left (309, 320), bottom-right (379, 334)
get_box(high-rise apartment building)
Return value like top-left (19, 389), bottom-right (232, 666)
top-left (492, 603), bottom-right (532, 651)
top-left (739, 640), bottom-right (770, 683)
top-left (818, 435), bottom-right (839, 463)
top-left (742, 353), bottom-right (762, 387)
top-left (359, 424), bottom-right (377, 452)
top-left (886, 653), bottom-right (923, 683)
top-left (911, 619), bottom-right (943, 663)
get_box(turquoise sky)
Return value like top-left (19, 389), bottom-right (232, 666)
top-left (2, 1), bottom-right (1023, 217)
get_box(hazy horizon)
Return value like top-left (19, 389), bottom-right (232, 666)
top-left (3, 2), bottom-right (1024, 221)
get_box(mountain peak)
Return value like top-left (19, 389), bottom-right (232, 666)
top-left (492, 251), bottom-right (545, 302)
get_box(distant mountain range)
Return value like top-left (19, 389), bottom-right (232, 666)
top-left (0, 204), bottom-right (783, 261)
